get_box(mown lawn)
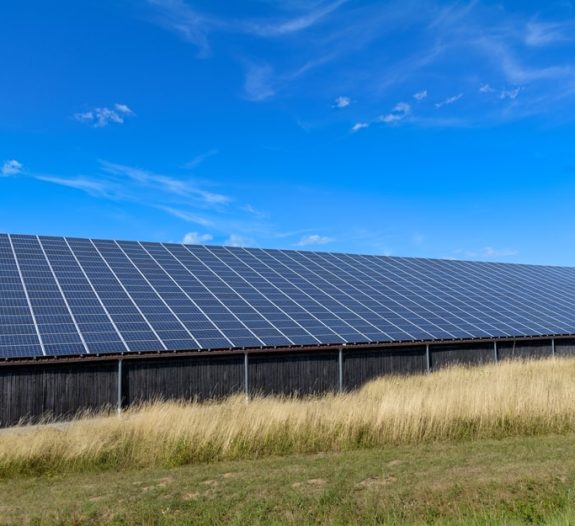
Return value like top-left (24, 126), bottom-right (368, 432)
top-left (2, 432), bottom-right (575, 525)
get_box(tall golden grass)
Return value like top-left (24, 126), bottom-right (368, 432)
top-left (2, 357), bottom-right (575, 476)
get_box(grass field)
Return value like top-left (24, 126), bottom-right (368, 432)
top-left (1, 433), bottom-right (575, 525)
top-left (2, 357), bottom-right (575, 524)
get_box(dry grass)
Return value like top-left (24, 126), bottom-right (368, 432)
top-left (2, 357), bottom-right (575, 476)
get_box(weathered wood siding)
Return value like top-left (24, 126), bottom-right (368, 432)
top-left (0, 361), bottom-right (116, 427)
top-left (125, 355), bottom-right (244, 403)
top-left (247, 351), bottom-right (338, 395)
top-left (497, 340), bottom-right (552, 360)
top-left (342, 346), bottom-right (426, 389)
top-left (430, 343), bottom-right (495, 370)
top-left (555, 339), bottom-right (575, 357)
top-left (1, 338), bottom-right (573, 427)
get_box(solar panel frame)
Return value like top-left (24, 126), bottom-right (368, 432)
top-left (2, 233), bottom-right (575, 359)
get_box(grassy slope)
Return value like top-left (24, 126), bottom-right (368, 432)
top-left (2, 433), bottom-right (575, 525)
top-left (4, 359), bottom-right (575, 477)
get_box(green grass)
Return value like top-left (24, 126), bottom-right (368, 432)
top-left (2, 433), bottom-right (575, 525)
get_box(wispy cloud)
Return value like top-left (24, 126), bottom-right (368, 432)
top-left (157, 206), bottom-right (214, 227)
top-left (1, 159), bottom-right (22, 176)
top-left (295, 234), bottom-right (334, 246)
top-left (34, 175), bottom-right (112, 196)
top-left (500, 87), bottom-right (521, 100)
top-left (525, 21), bottom-right (573, 47)
top-left (185, 148), bottom-right (219, 169)
top-left (147, 0), bottom-right (346, 56)
top-left (380, 102), bottom-right (411, 123)
top-left (351, 122), bottom-right (368, 132)
top-left (224, 234), bottom-right (251, 247)
top-left (435, 93), bottom-right (463, 109)
top-left (144, 0), bottom-right (575, 123)
top-left (243, 63), bottom-right (275, 101)
top-left (100, 161), bottom-right (230, 205)
top-left (182, 232), bottom-right (213, 244)
top-left (146, 0), bottom-right (212, 57)
top-left (74, 104), bottom-right (134, 128)
top-left (333, 95), bottom-right (351, 108)
top-left (413, 90), bottom-right (428, 101)
top-left (245, 0), bottom-right (347, 37)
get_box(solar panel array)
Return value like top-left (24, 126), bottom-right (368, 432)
top-left (1, 233), bottom-right (575, 359)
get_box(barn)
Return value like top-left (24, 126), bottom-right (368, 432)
top-left (1, 232), bottom-right (575, 427)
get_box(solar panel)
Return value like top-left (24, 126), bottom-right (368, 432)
top-left (1, 232), bottom-right (575, 359)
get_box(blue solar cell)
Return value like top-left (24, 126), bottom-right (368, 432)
top-left (4, 233), bottom-right (575, 359)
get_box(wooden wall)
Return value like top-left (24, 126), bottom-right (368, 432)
top-left (343, 346), bottom-right (426, 389)
top-left (248, 351), bottom-right (338, 396)
top-left (0, 360), bottom-right (117, 427)
top-left (430, 342), bottom-right (496, 370)
top-left (125, 355), bottom-right (244, 404)
top-left (0, 337), bottom-right (568, 427)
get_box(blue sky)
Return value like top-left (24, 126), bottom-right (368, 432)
top-left (2, 0), bottom-right (575, 265)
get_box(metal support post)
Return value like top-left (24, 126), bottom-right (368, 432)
top-left (426, 344), bottom-right (431, 373)
top-left (244, 352), bottom-right (249, 400)
top-left (338, 347), bottom-right (343, 393)
top-left (117, 359), bottom-right (123, 414)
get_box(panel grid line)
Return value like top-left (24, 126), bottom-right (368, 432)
top-left (114, 241), bottom-right (202, 350)
top-left (331, 252), bottom-right (514, 338)
top-left (396, 260), bottom-right (568, 336)
top-left (89, 239), bottom-right (167, 351)
top-left (204, 245), bottom-right (322, 345)
top-left (461, 259), bottom-right (575, 329)
top-left (184, 245), bottom-right (295, 345)
top-left (37, 236), bottom-right (90, 354)
top-left (232, 247), bottom-right (354, 342)
top-left (2, 233), bottom-right (575, 360)
top-left (7, 234), bottom-right (46, 356)
top-left (255, 248), bottom-right (392, 341)
top-left (63, 237), bottom-right (130, 353)
top-left (295, 249), bottom-right (460, 340)
top-left (417, 258), bottom-right (571, 334)
top-left (162, 243), bottom-right (266, 348)
top-left (273, 248), bottom-right (426, 340)
top-left (138, 242), bottom-right (235, 348)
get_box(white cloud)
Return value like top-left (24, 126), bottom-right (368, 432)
top-left (185, 148), bottom-right (219, 169)
top-left (334, 95), bottom-right (351, 108)
top-left (100, 161), bottom-right (230, 205)
top-left (156, 206), bottom-right (214, 227)
top-left (435, 93), bottom-right (463, 108)
top-left (245, 0), bottom-right (346, 37)
top-left (182, 232), bottom-right (213, 244)
top-left (351, 122), bottom-right (369, 132)
top-left (413, 90), bottom-right (427, 101)
top-left (243, 63), bottom-right (275, 101)
top-left (224, 234), bottom-right (250, 247)
top-left (500, 87), bottom-right (521, 100)
top-left (34, 175), bottom-right (111, 196)
top-left (114, 103), bottom-right (133, 114)
top-left (74, 104), bottom-right (135, 128)
top-left (525, 21), bottom-right (572, 47)
top-left (147, 0), bottom-right (211, 57)
top-left (479, 83), bottom-right (494, 93)
top-left (296, 234), bottom-right (334, 246)
top-left (380, 102), bottom-right (411, 123)
top-left (1, 159), bottom-right (22, 176)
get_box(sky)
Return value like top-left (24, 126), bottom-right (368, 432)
top-left (1, 0), bottom-right (575, 265)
